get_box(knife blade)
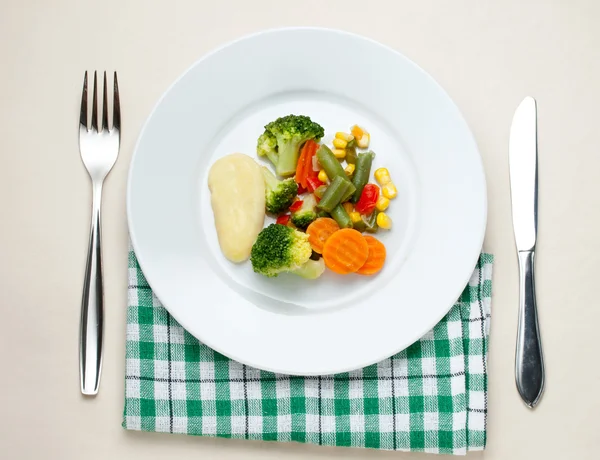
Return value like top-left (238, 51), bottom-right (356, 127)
top-left (509, 96), bottom-right (545, 408)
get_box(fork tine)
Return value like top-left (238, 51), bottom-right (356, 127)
top-left (80, 71), bottom-right (88, 129)
top-left (91, 71), bottom-right (99, 131)
top-left (113, 71), bottom-right (121, 131)
top-left (102, 71), bottom-right (109, 131)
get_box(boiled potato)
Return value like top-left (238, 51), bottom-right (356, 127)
top-left (208, 153), bottom-right (265, 263)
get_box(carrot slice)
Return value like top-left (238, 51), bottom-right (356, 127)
top-left (351, 125), bottom-right (364, 139)
top-left (356, 235), bottom-right (387, 275)
top-left (301, 145), bottom-right (312, 188)
top-left (301, 140), bottom-right (316, 188)
top-left (322, 228), bottom-right (369, 275)
top-left (304, 140), bottom-right (319, 182)
top-left (295, 143), bottom-right (308, 186)
top-left (295, 140), bottom-right (318, 188)
top-left (306, 217), bottom-right (340, 254)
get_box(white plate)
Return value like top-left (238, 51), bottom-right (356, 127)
top-left (127, 27), bottom-right (487, 375)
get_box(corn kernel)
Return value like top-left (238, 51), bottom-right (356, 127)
top-left (333, 148), bottom-right (346, 159)
top-left (376, 212), bottom-right (392, 230)
top-left (376, 196), bottom-right (390, 212)
top-left (318, 169), bottom-right (329, 183)
top-left (343, 202), bottom-right (354, 214)
top-left (356, 132), bottom-right (370, 149)
top-left (374, 168), bottom-right (391, 186)
top-left (344, 163), bottom-right (356, 176)
top-left (349, 212), bottom-right (362, 224)
top-left (333, 138), bottom-right (348, 149)
top-left (351, 125), bottom-right (364, 139)
top-left (335, 132), bottom-right (354, 142)
top-left (382, 182), bottom-right (398, 199)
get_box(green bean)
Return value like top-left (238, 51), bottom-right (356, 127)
top-left (316, 210), bottom-right (331, 219)
top-left (313, 185), bottom-right (328, 199)
top-left (345, 146), bottom-right (358, 165)
top-left (352, 219), bottom-right (367, 233)
top-left (317, 176), bottom-right (351, 213)
top-left (316, 145), bottom-right (347, 181)
top-left (340, 180), bottom-right (356, 203)
top-left (330, 204), bottom-right (353, 229)
top-left (351, 151), bottom-right (375, 203)
top-left (316, 145), bottom-right (355, 203)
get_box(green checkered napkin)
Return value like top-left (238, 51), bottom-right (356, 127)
top-left (123, 248), bottom-right (493, 455)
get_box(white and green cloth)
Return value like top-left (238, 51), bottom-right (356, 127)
top-left (123, 249), bottom-right (493, 455)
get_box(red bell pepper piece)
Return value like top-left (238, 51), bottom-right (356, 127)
top-left (289, 200), bottom-right (304, 212)
top-left (355, 183), bottom-right (380, 215)
top-left (276, 214), bottom-right (290, 225)
top-left (296, 183), bottom-right (307, 194)
top-left (306, 176), bottom-right (324, 193)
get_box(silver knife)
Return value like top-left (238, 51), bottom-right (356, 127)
top-left (509, 96), bottom-right (545, 408)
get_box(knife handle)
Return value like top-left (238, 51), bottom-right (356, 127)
top-left (515, 250), bottom-right (544, 407)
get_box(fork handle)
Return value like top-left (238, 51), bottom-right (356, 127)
top-left (80, 182), bottom-right (104, 396)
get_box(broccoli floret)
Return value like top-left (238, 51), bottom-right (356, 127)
top-left (293, 258), bottom-right (325, 279)
top-left (250, 224), bottom-right (324, 279)
top-left (250, 224), bottom-right (312, 277)
top-left (290, 194), bottom-right (317, 229)
top-left (257, 131), bottom-right (279, 166)
top-left (257, 114), bottom-right (325, 177)
top-left (261, 167), bottom-right (298, 214)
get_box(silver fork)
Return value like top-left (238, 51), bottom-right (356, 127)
top-left (79, 71), bottom-right (120, 395)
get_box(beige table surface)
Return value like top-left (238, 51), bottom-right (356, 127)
top-left (2, 0), bottom-right (600, 458)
